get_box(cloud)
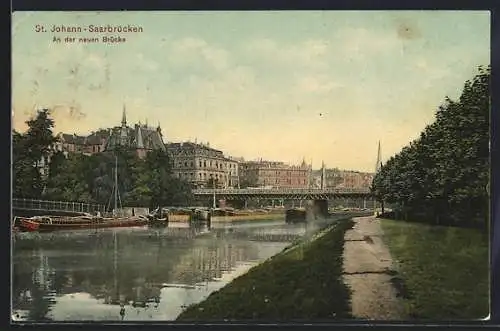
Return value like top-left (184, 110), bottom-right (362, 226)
top-left (169, 37), bottom-right (231, 71)
top-left (11, 12), bottom-right (489, 172)
top-left (337, 27), bottom-right (402, 60)
top-left (296, 74), bottom-right (344, 94)
top-left (413, 58), bottom-right (453, 82)
top-left (243, 38), bottom-right (330, 70)
top-left (85, 53), bottom-right (106, 69)
top-left (135, 53), bottom-right (159, 71)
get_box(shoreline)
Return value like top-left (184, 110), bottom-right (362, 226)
top-left (211, 213), bottom-right (285, 223)
top-left (176, 216), bottom-right (354, 320)
top-left (166, 212), bottom-right (286, 223)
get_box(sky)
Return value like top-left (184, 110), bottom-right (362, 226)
top-left (11, 11), bottom-right (490, 172)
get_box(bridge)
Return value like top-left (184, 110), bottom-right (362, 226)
top-left (12, 198), bottom-right (106, 216)
top-left (12, 187), bottom-right (374, 217)
top-left (192, 187), bottom-right (372, 200)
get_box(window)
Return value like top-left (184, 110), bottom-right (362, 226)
top-left (199, 161), bottom-right (202, 167)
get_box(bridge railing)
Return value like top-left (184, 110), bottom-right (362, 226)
top-left (12, 198), bottom-right (105, 214)
top-left (192, 187), bottom-right (372, 195)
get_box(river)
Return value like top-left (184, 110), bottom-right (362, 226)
top-left (12, 218), bottom-right (313, 322)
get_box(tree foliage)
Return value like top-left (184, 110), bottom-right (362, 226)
top-left (12, 111), bottom-right (193, 209)
top-left (12, 109), bottom-right (56, 198)
top-left (372, 65), bottom-right (490, 229)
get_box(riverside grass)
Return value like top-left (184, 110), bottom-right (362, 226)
top-left (380, 218), bottom-right (489, 320)
top-left (177, 218), bottom-right (355, 321)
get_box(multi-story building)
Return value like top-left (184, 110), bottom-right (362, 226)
top-left (166, 142), bottom-right (240, 188)
top-left (83, 130), bottom-right (109, 155)
top-left (310, 168), bottom-right (374, 189)
top-left (54, 130), bottom-right (109, 156)
top-left (337, 170), bottom-right (374, 189)
top-left (105, 106), bottom-right (166, 158)
top-left (239, 159), bottom-right (311, 188)
top-left (54, 133), bottom-right (86, 155)
top-left (53, 106), bottom-right (166, 159)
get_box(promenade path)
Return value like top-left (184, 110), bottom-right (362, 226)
top-left (342, 216), bottom-right (407, 320)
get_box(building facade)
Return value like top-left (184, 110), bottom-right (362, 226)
top-left (53, 106), bottom-right (166, 159)
top-left (239, 159), bottom-right (311, 188)
top-left (166, 142), bottom-right (240, 188)
top-left (54, 130), bottom-right (109, 156)
top-left (105, 106), bottom-right (166, 158)
top-left (311, 168), bottom-right (374, 189)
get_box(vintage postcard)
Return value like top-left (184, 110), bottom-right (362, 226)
top-left (11, 11), bottom-right (490, 322)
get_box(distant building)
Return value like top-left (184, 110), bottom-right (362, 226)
top-left (105, 106), bottom-right (166, 158)
top-left (54, 130), bottom-right (108, 156)
top-left (310, 168), bottom-right (374, 189)
top-left (54, 133), bottom-right (86, 155)
top-left (53, 106), bottom-right (165, 159)
top-left (166, 142), bottom-right (240, 188)
top-left (239, 159), bottom-right (311, 188)
top-left (34, 154), bottom-right (51, 179)
top-left (83, 130), bottom-right (109, 155)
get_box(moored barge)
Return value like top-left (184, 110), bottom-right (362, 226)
top-left (14, 215), bottom-right (148, 232)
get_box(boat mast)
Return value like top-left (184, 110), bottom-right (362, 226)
top-left (212, 189), bottom-right (216, 209)
top-left (114, 155), bottom-right (118, 217)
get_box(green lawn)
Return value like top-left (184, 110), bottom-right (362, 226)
top-left (176, 218), bottom-right (355, 321)
top-left (380, 218), bottom-right (489, 320)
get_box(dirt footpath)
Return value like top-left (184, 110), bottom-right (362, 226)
top-left (342, 216), bottom-right (407, 320)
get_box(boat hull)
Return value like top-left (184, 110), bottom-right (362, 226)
top-left (285, 209), bottom-right (307, 223)
top-left (16, 217), bottom-right (148, 232)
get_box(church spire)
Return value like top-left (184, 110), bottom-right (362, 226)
top-left (121, 104), bottom-right (127, 127)
top-left (321, 160), bottom-right (326, 189)
top-left (136, 126), bottom-right (144, 149)
top-left (375, 140), bottom-right (382, 173)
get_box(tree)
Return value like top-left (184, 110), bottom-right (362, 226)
top-left (13, 109), bottom-right (57, 198)
top-left (14, 109), bottom-right (195, 208)
top-left (24, 109), bottom-right (57, 162)
top-left (372, 65), bottom-right (490, 229)
top-left (43, 153), bottom-right (92, 202)
top-left (139, 149), bottom-right (193, 208)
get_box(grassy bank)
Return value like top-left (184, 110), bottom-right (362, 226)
top-left (177, 218), bottom-right (355, 321)
top-left (380, 218), bottom-right (489, 320)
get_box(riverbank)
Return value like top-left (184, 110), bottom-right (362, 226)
top-left (165, 212), bottom-right (285, 224)
top-left (380, 218), bottom-right (489, 320)
top-left (176, 217), bottom-right (354, 321)
top-left (211, 212), bottom-right (284, 223)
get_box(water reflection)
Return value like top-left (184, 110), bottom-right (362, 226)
top-left (12, 220), bottom-right (307, 321)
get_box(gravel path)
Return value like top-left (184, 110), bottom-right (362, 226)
top-left (342, 216), bottom-right (407, 320)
